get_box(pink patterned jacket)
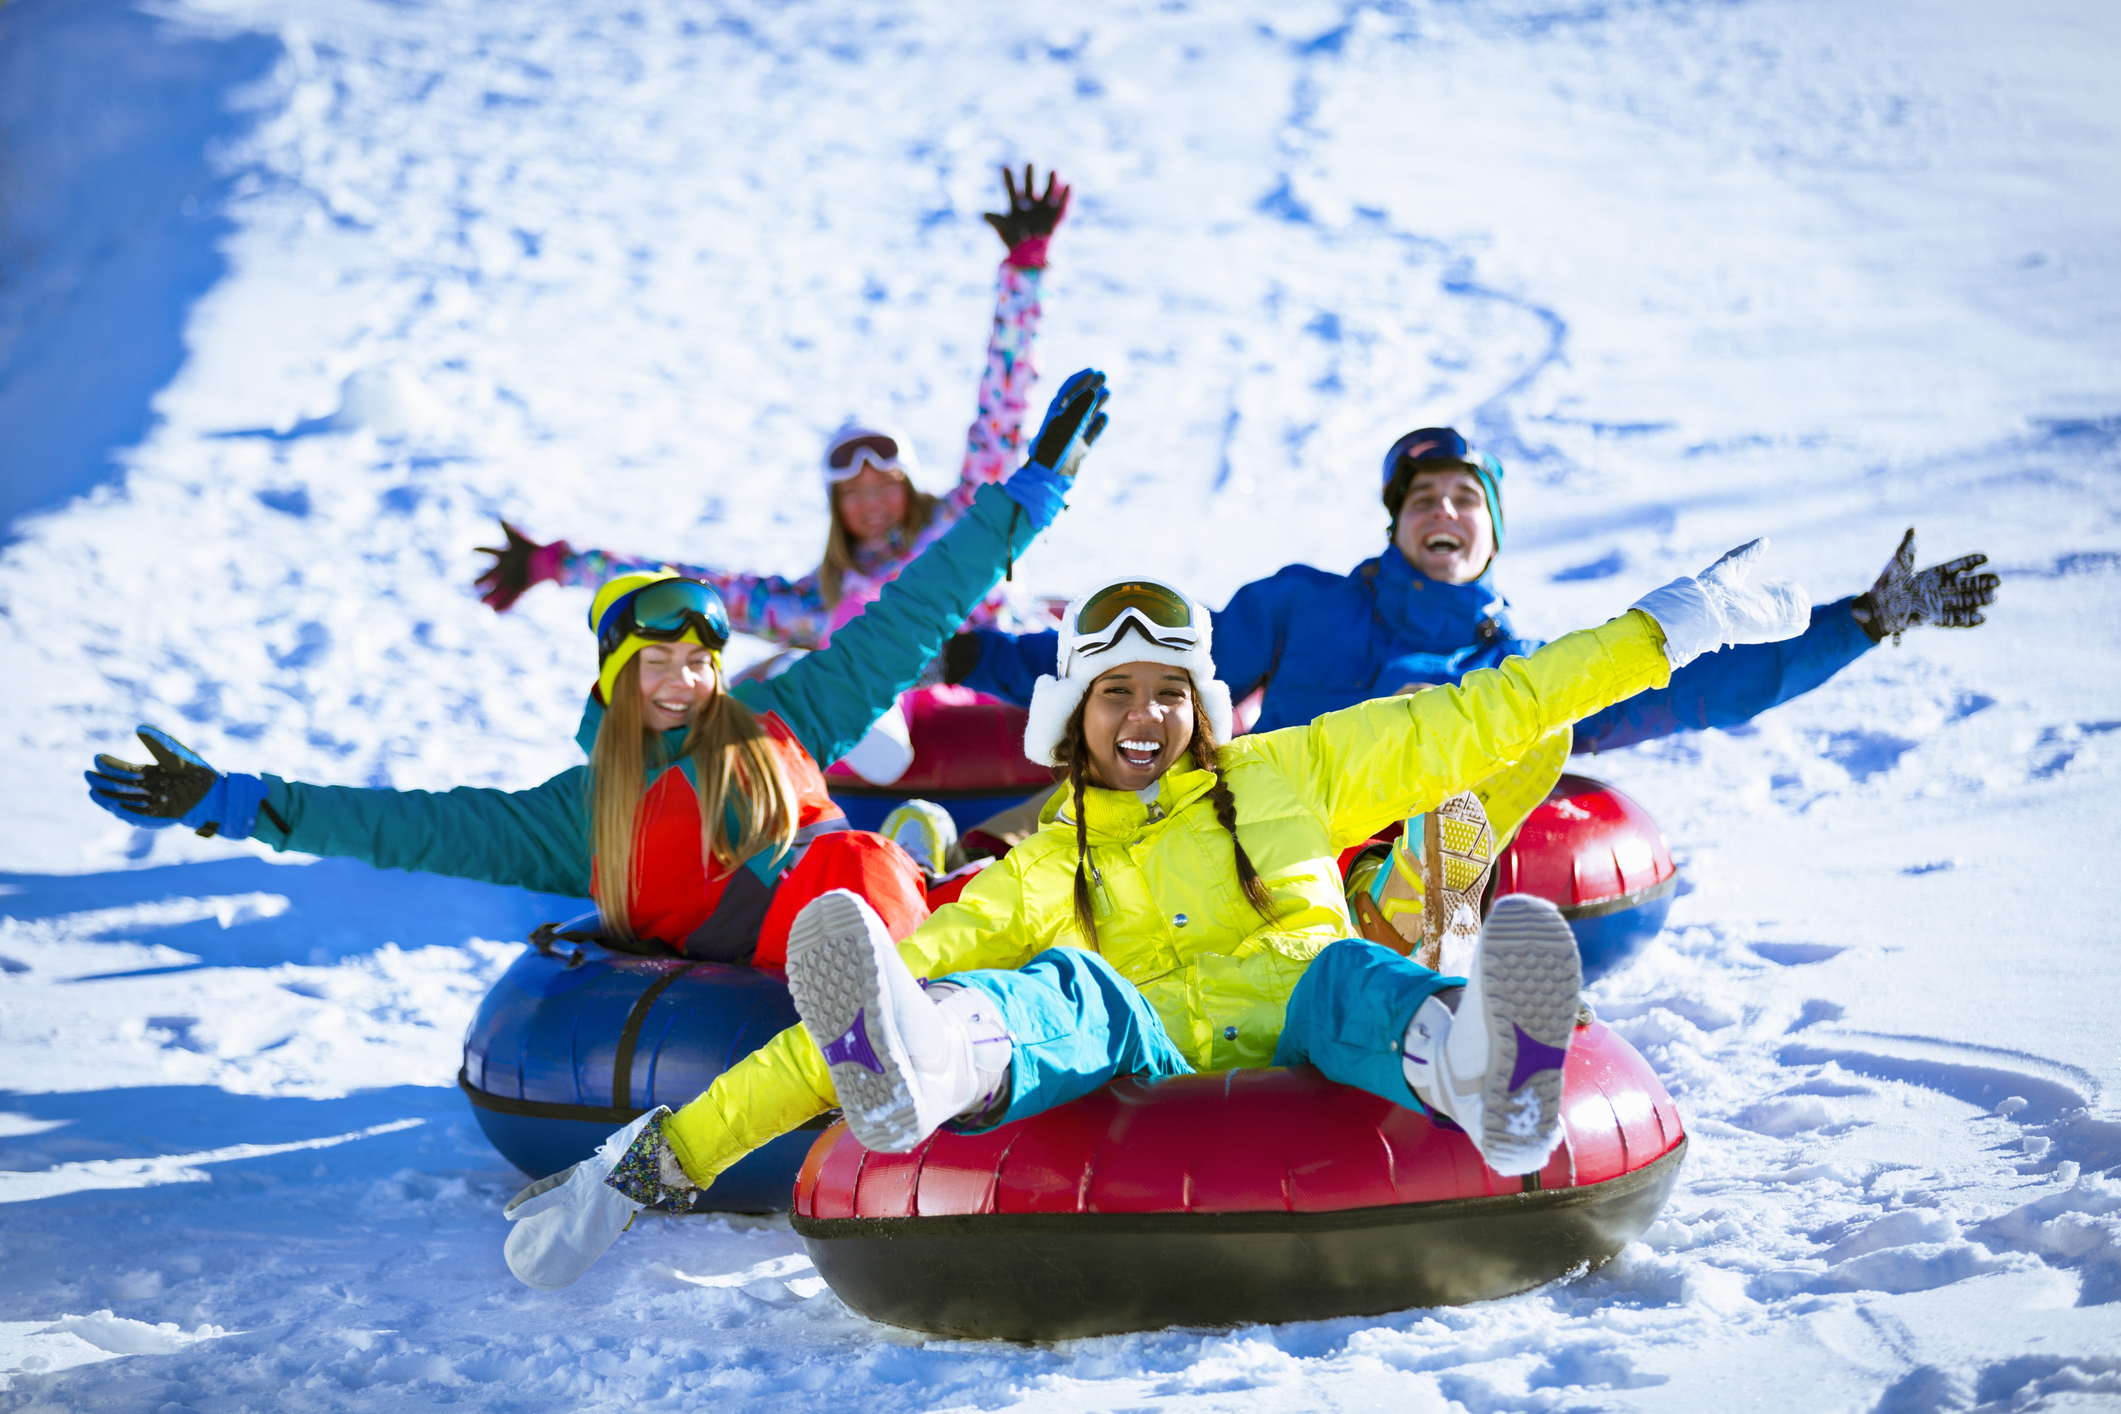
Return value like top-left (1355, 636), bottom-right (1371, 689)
top-left (557, 260), bottom-right (1047, 648)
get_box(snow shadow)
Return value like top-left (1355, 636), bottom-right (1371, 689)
top-left (0, 857), bottom-right (587, 973)
top-left (1552, 549), bottom-right (1628, 582)
top-left (1778, 1036), bottom-right (2090, 1125)
top-left (1822, 728), bottom-right (1919, 782)
top-left (0, 0), bottom-right (280, 534)
top-left (0, 1083), bottom-right (472, 1182)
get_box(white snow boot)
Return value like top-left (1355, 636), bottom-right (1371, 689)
top-left (502, 1105), bottom-right (667, 1290)
top-left (1400, 893), bottom-right (1581, 1176)
top-left (785, 889), bottom-right (1009, 1151)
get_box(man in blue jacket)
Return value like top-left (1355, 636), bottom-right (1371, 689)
top-left (947, 427), bottom-right (1998, 751)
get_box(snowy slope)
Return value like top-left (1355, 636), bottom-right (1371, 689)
top-left (3, 0), bottom-right (2120, 1407)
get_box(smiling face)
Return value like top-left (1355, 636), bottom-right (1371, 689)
top-left (634, 639), bottom-right (718, 732)
top-left (1081, 662), bottom-right (1196, 792)
top-left (1393, 467), bottom-right (1496, 583)
top-left (833, 465), bottom-right (911, 545)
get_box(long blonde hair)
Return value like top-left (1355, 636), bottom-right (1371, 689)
top-left (818, 472), bottom-right (939, 609)
top-left (588, 655), bottom-right (799, 940)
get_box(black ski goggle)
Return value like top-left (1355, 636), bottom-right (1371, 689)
top-left (595, 579), bottom-right (731, 662)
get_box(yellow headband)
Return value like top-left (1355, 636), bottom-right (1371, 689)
top-left (598, 630), bottom-right (718, 711)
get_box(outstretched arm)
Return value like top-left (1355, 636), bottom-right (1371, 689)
top-left (746, 371), bottom-right (1112, 767)
top-left (472, 519), bottom-right (837, 649)
top-left (1265, 540), bottom-right (1811, 845)
top-left (86, 725), bottom-right (593, 896)
top-left (1260, 611), bottom-right (1674, 849)
top-left (254, 773), bottom-right (594, 897)
top-left (922, 165), bottom-right (1070, 534)
top-left (1576, 529), bottom-right (2000, 753)
top-left (1574, 597), bottom-right (1871, 753)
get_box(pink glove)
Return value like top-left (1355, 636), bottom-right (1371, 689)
top-left (475, 521), bottom-right (571, 612)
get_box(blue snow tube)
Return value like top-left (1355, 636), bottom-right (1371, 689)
top-left (458, 916), bottom-right (825, 1212)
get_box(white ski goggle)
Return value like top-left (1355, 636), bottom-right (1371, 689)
top-left (1066, 580), bottom-right (1201, 668)
top-left (824, 433), bottom-right (908, 484)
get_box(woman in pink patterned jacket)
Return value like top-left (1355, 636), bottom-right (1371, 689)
top-left (474, 165), bottom-right (1069, 651)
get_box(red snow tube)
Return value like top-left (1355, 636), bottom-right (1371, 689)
top-left (826, 686), bottom-right (1053, 833)
top-left (1496, 774), bottom-right (1679, 973)
top-left (790, 1020), bottom-right (1686, 1339)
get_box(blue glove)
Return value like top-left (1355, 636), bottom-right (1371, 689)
top-left (1028, 367), bottom-right (1110, 478)
top-left (1003, 368), bottom-right (1111, 528)
top-left (85, 726), bottom-right (275, 839)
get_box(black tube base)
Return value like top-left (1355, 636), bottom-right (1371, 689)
top-left (794, 1139), bottom-right (1684, 1341)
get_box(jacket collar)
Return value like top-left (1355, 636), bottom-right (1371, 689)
top-left (573, 691), bottom-right (693, 768)
top-left (1044, 763), bottom-right (1220, 843)
top-left (1367, 544), bottom-right (1514, 651)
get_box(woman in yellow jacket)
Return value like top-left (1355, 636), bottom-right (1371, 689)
top-left (504, 544), bottom-right (1809, 1289)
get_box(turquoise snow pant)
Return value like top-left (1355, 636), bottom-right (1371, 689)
top-left (1270, 938), bottom-right (1465, 1114)
top-left (945, 948), bottom-right (1193, 1131)
top-left (947, 938), bottom-right (1463, 1129)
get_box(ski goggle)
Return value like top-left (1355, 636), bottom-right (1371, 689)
top-left (1070, 580), bottom-right (1200, 661)
top-left (824, 433), bottom-right (905, 484)
top-left (595, 578), bottom-right (731, 664)
top-left (1381, 427), bottom-right (1499, 488)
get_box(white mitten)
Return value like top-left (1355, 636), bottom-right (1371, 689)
top-left (1632, 538), bottom-right (1809, 669)
top-left (502, 1107), bottom-right (665, 1290)
top-left (839, 697), bottom-right (914, 785)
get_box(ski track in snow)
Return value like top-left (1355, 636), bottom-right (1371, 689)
top-left (3, 0), bottom-right (2120, 1408)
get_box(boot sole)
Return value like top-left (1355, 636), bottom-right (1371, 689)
top-left (1469, 894), bottom-right (1582, 1175)
top-left (786, 891), bottom-right (923, 1153)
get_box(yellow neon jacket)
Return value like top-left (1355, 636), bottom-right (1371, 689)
top-left (663, 609), bottom-right (1670, 1185)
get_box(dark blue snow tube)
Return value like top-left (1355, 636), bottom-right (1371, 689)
top-left (459, 918), bottom-right (825, 1213)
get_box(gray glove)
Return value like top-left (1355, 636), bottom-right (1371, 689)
top-left (1851, 528), bottom-right (1998, 644)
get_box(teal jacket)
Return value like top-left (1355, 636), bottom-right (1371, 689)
top-left (248, 478), bottom-right (1054, 905)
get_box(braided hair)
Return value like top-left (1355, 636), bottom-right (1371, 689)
top-left (1051, 674), bottom-right (1276, 946)
top-left (1190, 709), bottom-right (1277, 924)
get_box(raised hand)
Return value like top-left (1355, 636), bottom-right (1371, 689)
top-left (1027, 368), bottom-right (1110, 480)
top-left (85, 726), bottom-right (275, 839)
top-left (474, 520), bottom-right (569, 612)
top-left (983, 164), bottom-right (1070, 268)
top-left (1852, 528), bottom-right (1999, 644)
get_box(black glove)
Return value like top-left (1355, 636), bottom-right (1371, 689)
top-left (85, 727), bottom-right (279, 838)
top-left (941, 632), bottom-right (983, 686)
top-left (473, 520), bottom-right (568, 612)
top-left (1851, 528), bottom-right (2000, 644)
top-left (983, 164), bottom-right (1070, 266)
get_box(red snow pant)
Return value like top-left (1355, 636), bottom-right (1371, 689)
top-left (752, 830), bottom-right (931, 968)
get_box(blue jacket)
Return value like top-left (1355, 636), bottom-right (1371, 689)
top-left (960, 543), bottom-right (1876, 752)
top-left (250, 474), bottom-right (1063, 901)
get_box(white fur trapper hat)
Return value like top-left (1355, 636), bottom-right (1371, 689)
top-left (1022, 579), bottom-right (1231, 767)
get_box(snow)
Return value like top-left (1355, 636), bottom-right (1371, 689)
top-left (2, 0), bottom-right (2119, 1407)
